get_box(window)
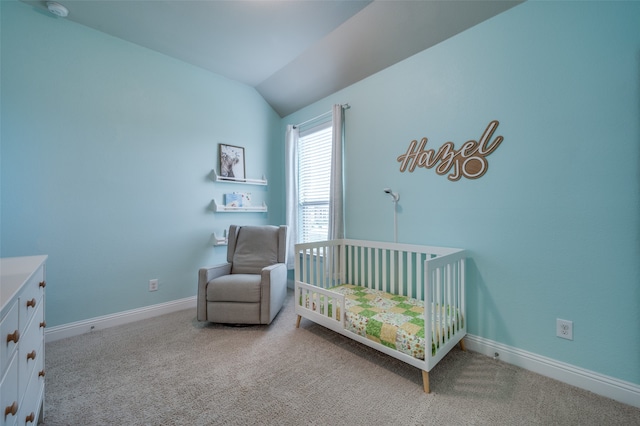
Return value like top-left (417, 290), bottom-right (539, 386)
top-left (297, 121), bottom-right (332, 243)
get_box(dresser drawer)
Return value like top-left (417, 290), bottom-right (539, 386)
top-left (18, 341), bottom-right (44, 426)
top-left (18, 301), bottom-right (44, 400)
top-left (1, 352), bottom-right (19, 426)
top-left (1, 300), bottom-right (19, 377)
top-left (18, 265), bottom-right (45, 332)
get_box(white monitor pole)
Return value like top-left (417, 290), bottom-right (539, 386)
top-left (383, 188), bottom-right (400, 243)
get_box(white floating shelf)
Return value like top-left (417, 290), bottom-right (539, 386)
top-left (211, 169), bottom-right (267, 186)
top-left (211, 232), bottom-right (228, 246)
top-left (212, 199), bottom-right (267, 213)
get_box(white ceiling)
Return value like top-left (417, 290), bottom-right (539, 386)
top-left (23, 0), bottom-right (522, 117)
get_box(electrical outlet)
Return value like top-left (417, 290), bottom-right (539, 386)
top-left (149, 279), bottom-right (158, 292)
top-left (556, 319), bottom-right (573, 340)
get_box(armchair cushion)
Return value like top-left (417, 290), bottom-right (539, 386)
top-left (207, 274), bottom-right (262, 303)
top-left (231, 226), bottom-right (279, 274)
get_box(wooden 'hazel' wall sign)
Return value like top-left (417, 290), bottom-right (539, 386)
top-left (396, 120), bottom-right (504, 181)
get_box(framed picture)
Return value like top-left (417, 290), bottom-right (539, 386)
top-left (219, 144), bottom-right (245, 180)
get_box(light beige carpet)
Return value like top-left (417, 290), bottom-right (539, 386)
top-left (44, 290), bottom-right (640, 425)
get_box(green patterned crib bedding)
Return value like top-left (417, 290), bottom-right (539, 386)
top-left (303, 284), bottom-right (463, 360)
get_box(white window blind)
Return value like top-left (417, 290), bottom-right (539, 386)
top-left (298, 121), bottom-right (332, 243)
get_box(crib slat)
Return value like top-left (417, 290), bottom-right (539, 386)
top-left (360, 246), bottom-right (365, 286)
top-left (353, 245), bottom-right (357, 284)
top-left (457, 262), bottom-right (460, 331)
top-left (416, 254), bottom-right (423, 301)
top-left (350, 244), bottom-right (355, 285)
top-left (352, 245), bottom-right (357, 285)
top-left (424, 262), bottom-right (433, 359)
top-left (325, 243), bottom-right (330, 288)
top-left (331, 295), bottom-right (336, 320)
top-left (317, 246), bottom-right (322, 288)
top-left (390, 250), bottom-right (396, 295)
top-left (445, 265), bottom-right (449, 333)
top-left (326, 244), bottom-right (331, 288)
top-left (338, 244), bottom-right (343, 286)
top-left (368, 247), bottom-right (373, 290)
top-left (379, 248), bottom-right (383, 291)
top-left (293, 246), bottom-right (304, 281)
top-left (447, 265), bottom-right (456, 332)
top-left (449, 262), bottom-right (453, 332)
top-left (396, 250), bottom-right (400, 295)
top-left (407, 253), bottom-right (413, 299)
top-left (302, 248), bottom-right (308, 285)
top-left (382, 249), bottom-right (388, 292)
top-left (400, 251), bottom-right (405, 296)
top-left (460, 258), bottom-right (466, 321)
top-left (299, 248), bottom-right (303, 284)
top-left (397, 250), bottom-right (402, 295)
top-left (403, 252), bottom-right (408, 296)
top-left (344, 245), bottom-right (349, 284)
top-left (333, 243), bottom-right (338, 286)
top-left (316, 246), bottom-right (325, 288)
top-left (328, 244), bottom-right (332, 288)
top-left (358, 245), bottom-right (363, 286)
top-left (373, 248), bottom-right (379, 291)
top-left (308, 247), bottom-right (313, 286)
top-left (437, 267), bottom-right (441, 347)
top-left (353, 245), bottom-right (357, 285)
top-left (347, 246), bottom-right (356, 284)
top-left (330, 244), bottom-right (334, 287)
top-left (367, 247), bottom-right (371, 287)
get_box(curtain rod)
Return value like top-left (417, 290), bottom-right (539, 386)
top-left (293, 103), bottom-right (350, 129)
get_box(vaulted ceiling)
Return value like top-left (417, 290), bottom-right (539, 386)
top-left (23, 0), bottom-right (522, 116)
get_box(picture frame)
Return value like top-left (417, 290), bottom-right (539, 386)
top-left (219, 144), bottom-right (246, 180)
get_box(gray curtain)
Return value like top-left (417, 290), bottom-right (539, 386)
top-left (284, 124), bottom-right (299, 269)
top-left (329, 104), bottom-right (345, 240)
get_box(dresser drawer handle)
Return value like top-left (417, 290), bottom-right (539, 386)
top-left (4, 402), bottom-right (17, 418)
top-left (39, 280), bottom-right (46, 288)
top-left (25, 412), bottom-right (35, 423)
top-left (26, 298), bottom-right (36, 308)
top-left (6, 330), bottom-right (19, 344)
top-left (39, 369), bottom-right (46, 378)
top-left (26, 350), bottom-right (36, 361)
top-left (40, 321), bottom-right (47, 328)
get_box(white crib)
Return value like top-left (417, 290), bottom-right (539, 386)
top-left (294, 239), bottom-right (466, 393)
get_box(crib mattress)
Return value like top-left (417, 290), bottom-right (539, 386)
top-left (329, 284), bottom-right (463, 360)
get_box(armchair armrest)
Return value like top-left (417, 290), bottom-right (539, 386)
top-left (259, 263), bottom-right (287, 324)
top-left (197, 263), bottom-right (232, 321)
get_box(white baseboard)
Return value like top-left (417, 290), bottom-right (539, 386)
top-left (45, 296), bottom-right (197, 343)
top-left (464, 334), bottom-right (640, 409)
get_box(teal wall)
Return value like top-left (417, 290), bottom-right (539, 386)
top-left (283, 2), bottom-right (640, 385)
top-left (1, 1), bottom-right (282, 326)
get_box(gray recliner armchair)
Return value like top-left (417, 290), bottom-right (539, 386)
top-left (197, 225), bottom-right (288, 325)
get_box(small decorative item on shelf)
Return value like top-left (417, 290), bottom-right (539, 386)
top-left (224, 192), bottom-right (251, 208)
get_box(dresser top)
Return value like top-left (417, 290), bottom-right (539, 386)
top-left (1, 255), bottom-right (48, 312)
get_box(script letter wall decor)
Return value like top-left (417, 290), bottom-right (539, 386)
top-left (397, 120), bottom-right (504, 181)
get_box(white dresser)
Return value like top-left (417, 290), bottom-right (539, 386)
top-left (1, 256), bottom-right (47, 426)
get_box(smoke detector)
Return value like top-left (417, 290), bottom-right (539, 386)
top-left (47, 2), bottom-right (69, 18)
